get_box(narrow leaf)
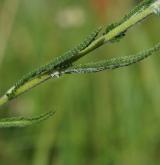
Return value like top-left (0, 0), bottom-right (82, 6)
top-left (0, 111), bottom-right (55, 128)
top-left (64, 42), bottom-right (160, 74)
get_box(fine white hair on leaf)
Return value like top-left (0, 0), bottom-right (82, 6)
top-left (6, 86), bottom-right (15, 95)
top-left (151, 0), bottom-right (160, 15)
top-left (50, 71), bottom-right (61, 78)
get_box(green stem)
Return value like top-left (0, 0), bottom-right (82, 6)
top-left (0, 74), bottom-right (51, 106)
top-left (79, 5), bottom-right (154, 56)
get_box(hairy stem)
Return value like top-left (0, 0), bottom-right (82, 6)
top-left (79, 4), bottom-right (154, 56)
top-left (0, 0), bottom-right (158, 107)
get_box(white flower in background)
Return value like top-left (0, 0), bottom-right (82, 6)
top-left (55, 7), bottom-right (86, 28)
top-left (151, 0), bottom-right (160, 15)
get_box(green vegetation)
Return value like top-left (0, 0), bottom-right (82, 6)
top-left (0, 0), bottom-right (160, 164)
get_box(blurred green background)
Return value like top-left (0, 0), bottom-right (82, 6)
top-left (0, 0), bottom-right (160, 165)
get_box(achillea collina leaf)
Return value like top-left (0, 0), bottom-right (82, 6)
top-left (13, 27), bottom-right (102, 94)
top-left (0, 111), bottom-right (55, 128)
top-left (64, 42), bottom-right (160, 74)
top-left (0, 0), bottom-right (160, 128)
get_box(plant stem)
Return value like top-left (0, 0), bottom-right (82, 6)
top-left (0, 2), bottom-right (157, 107)
top-left (0, 74), bottom-right (51, 106)
top-left (79, 5), bottom-right (154, 56)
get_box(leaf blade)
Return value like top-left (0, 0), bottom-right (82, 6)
top-left (0, 111), bottom-right (55, 128)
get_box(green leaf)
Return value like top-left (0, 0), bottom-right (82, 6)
top-left (0, 111), bottom-right (55, 128)
top-left (13, 28), bottom-right (102, 94)
top-left (64, 42), bottom-right (160, 74)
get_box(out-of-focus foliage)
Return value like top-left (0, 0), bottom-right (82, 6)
top-left (0, 0), bottom-right (160, 165)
